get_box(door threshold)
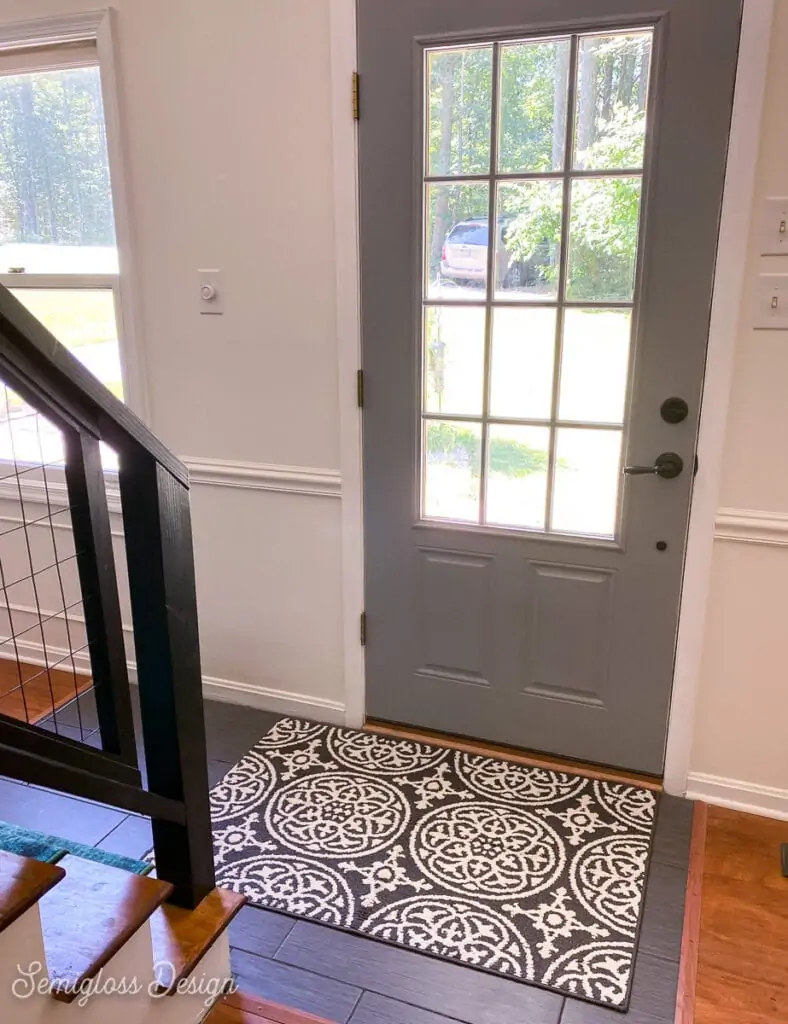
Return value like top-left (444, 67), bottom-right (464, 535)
top-left (364, 718), bottom-right (663, 792)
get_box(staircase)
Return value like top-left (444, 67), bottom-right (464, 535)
top-left (0, 290), bottom-right (323, 1020)
top-left (0, 848), bottom-right (245, 1022)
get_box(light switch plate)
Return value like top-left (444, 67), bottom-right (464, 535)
top-left (754, 273), bottom-right (788, 329)
top-left (198, 269), bottom-right (223, 315)
top-left (760, 197), bottom-right (788, 256)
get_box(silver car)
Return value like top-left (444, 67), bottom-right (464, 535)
top-left (440, 218), bottom-right (521, 288)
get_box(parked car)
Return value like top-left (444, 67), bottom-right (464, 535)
top-left (439, 217), bottom-right (547, 290)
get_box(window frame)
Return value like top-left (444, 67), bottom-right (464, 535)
top-left (0, 8), bottom-right (148, 460)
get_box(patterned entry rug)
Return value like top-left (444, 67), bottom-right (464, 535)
top-left (209, 718), bottom-right (659, 1011)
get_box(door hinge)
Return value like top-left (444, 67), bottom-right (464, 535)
top-left (352, 72), bottom-right (360, 121)
top-left (360, 611), bottom-right (367, 647)
top-left (357, 369), bottom-right (365, 408)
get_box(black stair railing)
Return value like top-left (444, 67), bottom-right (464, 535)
top-left (0, 284), bottom-right (215, 909)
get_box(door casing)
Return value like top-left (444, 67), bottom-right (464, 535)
top-left (327, 0), bottom-right (775, 793)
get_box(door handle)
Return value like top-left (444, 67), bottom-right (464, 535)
top-left (624, 452), bottom-right (684, 479)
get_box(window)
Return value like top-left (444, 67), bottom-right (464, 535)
top-left (421, 29), bottom-right (653, 537)
top-left (0, 43), bottom-right (122, 469)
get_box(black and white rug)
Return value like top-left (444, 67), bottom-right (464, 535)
top-left (209, 718), bottom-right (658, 1010)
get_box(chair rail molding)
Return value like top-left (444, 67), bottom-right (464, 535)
top-left (182, 456), bottom-right (342, 498)
top-left (714, 507), bottom-right (788, 547)
top-left (0, 457), bottom-right (342, 507)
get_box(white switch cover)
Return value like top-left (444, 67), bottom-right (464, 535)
top-left (198, 269), bottom-right (223, 315)
top-left (754, 274), bottom-right (788, 329)
top-left (760, 197), bottom-right (788, 255)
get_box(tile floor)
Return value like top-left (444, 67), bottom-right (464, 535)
top-left (2, 695), bottom-right (693, 1024)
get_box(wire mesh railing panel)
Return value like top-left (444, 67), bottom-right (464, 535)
top-left (0, 381), bottom-right (99, 742)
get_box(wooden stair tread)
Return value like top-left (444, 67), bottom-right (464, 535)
top-left (150, 886), bottom-right (246, 993)
top-left (38, 853), bottom-right (173, 1003)
top-left (0, 850), bottom-right (65, 933)
top-left (210, 992), bottom-right (337, 1024)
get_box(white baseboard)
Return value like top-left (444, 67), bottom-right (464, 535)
top-left (686, 771), bottom-right (788, 821)
top-left (201, 675), bottom-right (345, 724)
top-left (0, 640), bottom-right (346, 726)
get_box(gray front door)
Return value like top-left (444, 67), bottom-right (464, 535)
top-left (358, 0), bottom-right (741, 774)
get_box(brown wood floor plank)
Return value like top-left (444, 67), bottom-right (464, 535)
top-left (0, 850), bottom-right (65, 933)
top-left (694, 806), bottom-right (788, 1024)
top-left (365, 718), bottom-right (663, 790)
top-left (0, 657), bottom-right (92, 724)
top-left (216, 991), bottom-right (337, 1024)
top-left (150, 887), bottom-right (246, 993)
top-left (675, 801), bottom-right (707, 1024)
top-left (38, 853), bottom-right (173, 1003)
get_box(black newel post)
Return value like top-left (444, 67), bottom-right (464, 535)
top-left (119, 452), bottom-right (215, 908)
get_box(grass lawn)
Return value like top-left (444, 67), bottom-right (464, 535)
top-left (11, 288), bottom-right (117, 348)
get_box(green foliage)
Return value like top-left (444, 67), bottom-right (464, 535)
top-left (428, 48), bottom-right (492, 176)
top-left (497, 40), bottom-right (565, 173)
top-left (0, 67), bottom-right (115, 246)
top-left (427, 421), bottom-right (548, 479)
top-left (504, 105), bottom-right (644, 301)
top-left (427, 33), bottom-right (651, 297)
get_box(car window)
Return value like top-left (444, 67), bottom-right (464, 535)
top-left (447, 223), bottom-right (489, 245)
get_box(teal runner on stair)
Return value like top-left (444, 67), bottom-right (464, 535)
top-left (0, 820), bottom-right (151, 875)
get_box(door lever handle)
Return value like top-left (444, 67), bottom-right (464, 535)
top-left (624, 452), bottom-right (684, 480)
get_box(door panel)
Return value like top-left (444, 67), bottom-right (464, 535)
top-left (525, 560), bottom-right (614, 706)
top-left (418, 548), bottom-right (494, 687)
top-left (358, 0), bottom-right (742, 773)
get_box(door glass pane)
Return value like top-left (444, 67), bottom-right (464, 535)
top-left (420, 30), bottom-right (650, 537)
top-left (424, 305), bottom-right (486, 415)
top-left (426, 182), bottom-right (489, 301)
top-left (423, 419), bottom-right (482, 522)
top-left (558, 308), bottom-right (631, 423)
top-left (498, 38), bottom-right (571, 173)
top-left (489, 307), bottom-right (556, 420)
top-left (486, 424), bottom-right (550, 529)
top-left (0, 65), bottom-right (117, 274)
top-left (573, 31), bottom-right (652, 171)
top-left (552, 428), bottom-right (622, 536)
top-left (427, 46), bottom-right (493, 177)
top-left (496, 180), bottom-right (562, 299)
top-left (566, 176), bottom-right (642, 301)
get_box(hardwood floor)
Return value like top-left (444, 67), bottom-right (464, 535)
top-left (0, 657), bottom-right (92, 724)
top-left (211, 991), bottom-right (336, 1024)
top-left (693, 806), bottom-right (788, 1024)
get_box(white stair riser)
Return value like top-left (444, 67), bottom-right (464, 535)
top-left (0, 904), bottom-right (48, 1022)
top-left (2, 915), bottom-right (231, 1024)
top-left (143, 932), bottom-right (232, 1024)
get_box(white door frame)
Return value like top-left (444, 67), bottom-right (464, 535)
top-left (329, 0), bottom-right (775, 795)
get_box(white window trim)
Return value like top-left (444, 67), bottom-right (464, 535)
top-left (0, 8), bottom-right (150, 426)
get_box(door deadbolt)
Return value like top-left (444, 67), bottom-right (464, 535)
top-left (660, 397), bottom-right (689, 424)
top-left (624, 452), bottom-right (684, 479)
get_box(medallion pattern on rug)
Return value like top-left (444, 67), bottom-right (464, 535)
top-left (210, 718), bottom-right (658, 1009)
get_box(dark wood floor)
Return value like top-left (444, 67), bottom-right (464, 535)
top-left (0, 657), bottom-right (91, 724)
top-left (0, 695), bottom-right (693, 1024)
top-left (694, 806), bottom-right (788, 1024)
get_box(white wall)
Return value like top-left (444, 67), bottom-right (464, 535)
top-left (688, 0), bottom-right (788, 818)
top-left (0, 0), bottom-right (347, 720)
